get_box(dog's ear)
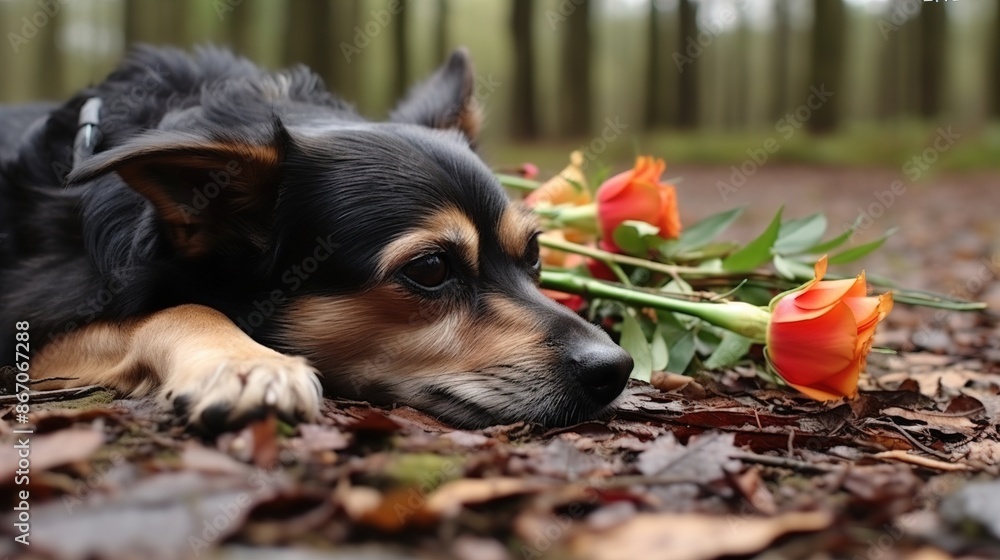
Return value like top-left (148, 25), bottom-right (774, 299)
top-left (389, 48), bottom-right (481, 143)
top-left (68, 124), bottom-right (286, 257)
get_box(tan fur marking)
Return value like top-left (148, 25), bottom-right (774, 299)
top-left (377, 206), bottom-right (480, 278)
top-left (498, 205), bottom-right (539, 259)
top-left (32, 304), bottom-right (321, 423)
top-left (279, 288), bottom-right (552, 394)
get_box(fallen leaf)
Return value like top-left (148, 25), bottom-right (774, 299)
top-left (881, 407), bottom-right (978, 436)
top-left (636, 432), bottom-right (741, 483)
top-left (0, 427), bottom-right (104, 480)
top-left (532, 438), bottom-right (617, 479)
top-left (181, 442), bottom-right (253, 477)
top-left (29, 471), bottom-right (274, 560)
top-left (568, 511), bottom-right (832, 560)
top-left (425, 477), bottom-right (546, 517)
top-left (296, 424), bottom-right (350, 452)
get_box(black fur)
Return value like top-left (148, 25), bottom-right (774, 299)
top-left (0, 46), bottom-right (455, 360)
top-left (0, 46), bottom-right (632, 427)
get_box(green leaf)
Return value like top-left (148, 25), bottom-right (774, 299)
top-left (620, 310), bottom-right (653, 382)
top-left (827, 228), bottom-right (898, 265)
top-left (666, 329), bottom-right (697, 374)
top-left (803, 222), bottom-right (859, 255)
top-left (673, 207), bottom-right (744, 253)
top-left (703, 332), bottom-right (753, 370)
top-left (773, 213), bottom-right (827, 255)
top-left (722, 207), bottom-right (784, 271)
top-left (612, 220), bottom-right (661, 257)
top-left (650, 324), bottom-right (669, 371)
top-left (772, 254), bottom-right (816, 280)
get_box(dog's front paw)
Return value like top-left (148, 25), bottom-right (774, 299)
top-left (161, 351), bottom-right (323, 432)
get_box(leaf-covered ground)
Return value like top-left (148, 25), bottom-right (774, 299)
top-left (2, 167), bottom-right (998, 560)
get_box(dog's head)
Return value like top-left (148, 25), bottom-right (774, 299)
top-left (69, 49), bottom-right (632, 428)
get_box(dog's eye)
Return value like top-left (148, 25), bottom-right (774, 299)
top-left (526, 234), bottom-right (541, 271)
top-left (402, 253), bottom-right (449, 288)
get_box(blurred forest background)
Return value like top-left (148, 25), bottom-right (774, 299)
top-left (0, 0), bottom-right (997, 170)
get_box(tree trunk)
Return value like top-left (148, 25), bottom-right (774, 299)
top-left (124, 0), bottom-right (187, 47)
top-left (284, 0), bottom-right (333, 83)
top-left (437, 0), bottom-right (451, 62)
top-left (327, 0), bottom-right (360, 102)
top-left (676, 0), bottom-right (698, 129)
top-left (393, 2), bottom-right (410, 98)
top-left (994, 3), bottom-right (1000, 118)
top-left (771, 0), bottom-right (790, 121)
top-left (729, 11), bottom-right (750, 128)
top-left (877, 22), bottom-right (899, 120)
top-left (558, 0), bottom-right (592, 137)
top-left (510, 0), bottom-right (539, 139)
top-left (35, 6), bottom-right (63, 99)
top-left (918, 2), bottom-right (946, 118)
top-left (807, 0), bottom-right (845, 134)
top-left (644, 0), bottom-right (659, 130)
top-left (225, 0), bottom-right (257, 59)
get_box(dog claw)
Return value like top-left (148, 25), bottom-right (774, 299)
top-left (264, 383), bottom-right (279, 407)
top-left (162, 353), bottom-right (322, 433)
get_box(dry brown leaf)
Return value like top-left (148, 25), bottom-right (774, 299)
top-left (425, 477), bottom-right (546, 517)
top-left (296, 424), bottom-right (350, 452)
top-left (568, 511), bottom-right (832, 560)
top-left (881, 407), bottom-right (978, 435)
top-left (533, 438), bottom-right (617, 479)
top-left (0, 427), bottom-right (103, 480)
top-left (180, 442), bottom-right (253, 477)
top-left (30, 471), bottom-right (272, 560)
top-left (636, 432), bottom-right (741, 482)
top-left (650, 372), bottom-right (695, 392)
top-left (337, 484), bottom-right (383, 520)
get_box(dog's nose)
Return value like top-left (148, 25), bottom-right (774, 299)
top-left (572, 344), bottom-right (633, 404)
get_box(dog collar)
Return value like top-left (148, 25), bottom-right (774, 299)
top-left (72, 97), bottom-right (102, 167)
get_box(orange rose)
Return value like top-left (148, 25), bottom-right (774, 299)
top-left (595, 156), bottom-right (681, 253)
top-left (766, 257), bottom-right (893, 401)
top-left (524, 151), bottom-right (590, 209)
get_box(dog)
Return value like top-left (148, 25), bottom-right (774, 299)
top-left (0, 46), bottom-right (632, 432)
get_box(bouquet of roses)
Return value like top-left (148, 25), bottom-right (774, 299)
top-left (498, 152), bottom-right (982, 401)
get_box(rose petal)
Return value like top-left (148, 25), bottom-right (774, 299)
top-left (792, 277), bottom-right (865, 311)
top-left (768, 300), bottom-right (859, 385)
